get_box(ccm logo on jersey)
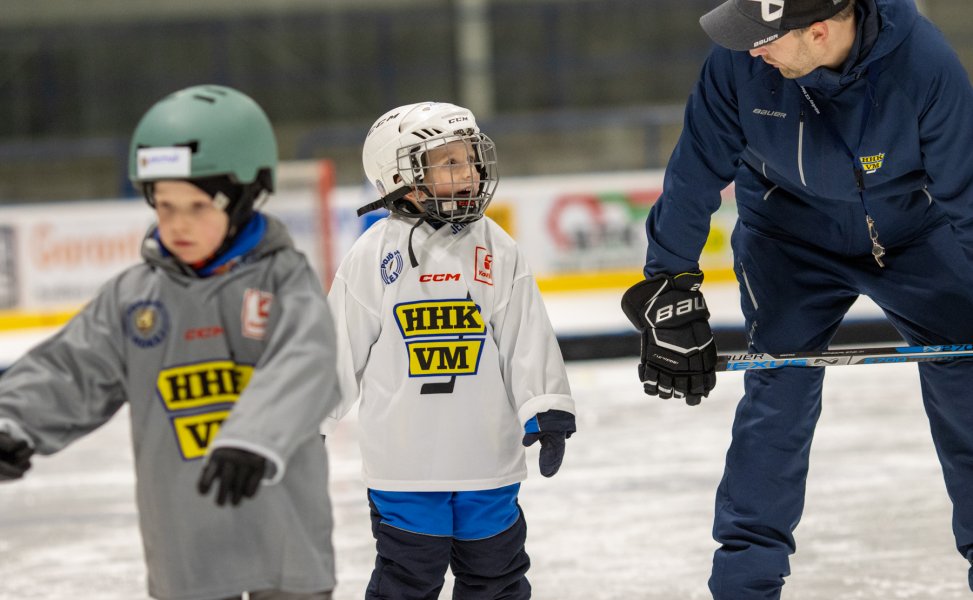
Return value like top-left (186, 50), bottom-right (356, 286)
top-left (242, 288), bottom-right (273, 339)
top-left (419, 273), bottom-right (461, 283)
top-left (184, 326), bottom-right (224, 341)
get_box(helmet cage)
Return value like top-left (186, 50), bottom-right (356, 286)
top-left (392, 131), bottom-right (499, 224)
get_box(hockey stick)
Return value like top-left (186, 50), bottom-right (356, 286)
top-left (717, 343), bottom-right (973, 371)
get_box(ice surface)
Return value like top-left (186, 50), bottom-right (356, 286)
top-left (0, 358), bottom-right (967, 600)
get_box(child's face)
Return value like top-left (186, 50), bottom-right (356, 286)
top-left (153, 180), bottom-right (230, 264)
top-left (406, 140), bottom-right (481, 207)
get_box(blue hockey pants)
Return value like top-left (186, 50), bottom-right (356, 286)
top-left (364, 486), bottom-right (530, 600)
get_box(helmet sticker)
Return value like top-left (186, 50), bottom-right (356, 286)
top-left (137, 146), bottom-right (191, 179)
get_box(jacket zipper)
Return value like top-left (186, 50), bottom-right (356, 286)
top-left (854, 168), bottom-right (886, 267)
top-left (741, 265), bottom-right (759, 310)
top-left (797, 111), bottom-right (807, 186)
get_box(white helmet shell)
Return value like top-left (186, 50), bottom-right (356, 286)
top-left (361, 102), bottom-right (499, 224)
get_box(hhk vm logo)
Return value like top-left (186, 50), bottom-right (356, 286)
top-left (393, 299), bottom-right (486, 377)
top-left (859, 152), bottom-right (886, 174)
top-left (157, 360), bottom-right (255, 459)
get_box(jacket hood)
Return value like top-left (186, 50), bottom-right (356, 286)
top-left (796, 0), bottom-right (917, 91)
top-left (141, 212), bottom-right (294, 278)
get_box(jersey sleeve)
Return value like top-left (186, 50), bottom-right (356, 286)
top-left (491, 248), bottom-right (575, 426)
top-left (0, 283), bottom-right (127, 454)
top-left (210, 258), bottom-right (342, 483)
top-left (321, 268), bottom-right (382, 434)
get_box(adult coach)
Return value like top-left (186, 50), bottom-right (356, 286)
top-left (621, 0), bottom-right (973, 597)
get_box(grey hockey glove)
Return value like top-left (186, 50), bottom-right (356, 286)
top-left (197, 448), bottom-right (267, 507)
top-left (621, 272), bottom-right (717, 406)
top-left (0, 431), bottom-right (33, 481)
top-left (522, 410), bottom-right (576, 477)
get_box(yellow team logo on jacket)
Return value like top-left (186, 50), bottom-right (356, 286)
top-left (157, 361), bottom-right (254, 411)
top-left (173, 410), bottom-right (232, 459)
top-left (394, 299), bottom-right (486, 377)
top-left (157, 361), bottom-right (254, 459)
top-left (860, 153), bottom-right (885, 173)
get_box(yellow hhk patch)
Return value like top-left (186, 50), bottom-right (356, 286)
top-left (859, 153), bottom-right (885, 173)
top-left (172, 410), bottom-right (231, 460)
top-left (394, 300), bottom-right (486, 338)
top-left (407, 340), bottom-right (484, 376)
top-left (157, 361), bottom-right (254, 411)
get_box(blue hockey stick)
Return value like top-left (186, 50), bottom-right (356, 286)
top-left (717, 344), bottom-right (973, 371)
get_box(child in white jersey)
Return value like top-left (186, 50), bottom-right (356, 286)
top-left (326, 102), bottom-right (577, 599)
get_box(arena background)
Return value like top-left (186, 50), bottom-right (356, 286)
top-left (1, 2), bottom-right (969, 598)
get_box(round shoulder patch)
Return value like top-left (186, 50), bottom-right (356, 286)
top-left (124, 300), bottom-right (170, 348)
top-left (381, 250), bottom-right (404, 285)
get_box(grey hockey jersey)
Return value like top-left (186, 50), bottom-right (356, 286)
top-left (326, 214), bottom-right (575, 492)
top-left (0, 215), bottom-right (339, 600)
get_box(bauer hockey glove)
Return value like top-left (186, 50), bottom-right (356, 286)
top-left (523, 410), bottom-right (576, 477)
top-left (197, 447), bottom-right (267, 507)
top-left (621, 272), bottom-right (717, 406)
top-left (0, 431), bottom-right (33, 481)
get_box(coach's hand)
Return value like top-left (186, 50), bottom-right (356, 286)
top-left (0, 431), bottom-right (33, 481)
top-left (197, 447), bottom-right (267, 507)
top-left (621, 272), bottom-right (717, 405)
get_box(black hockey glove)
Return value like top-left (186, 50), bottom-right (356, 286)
top-left (197, 447), bottom-right (267, 507)
top-left (522, 410), bottom-right (576, 477)
top-left (621, 272), bottom-right (717, 406)
top-left (0, 431), bottom-right (34, 481)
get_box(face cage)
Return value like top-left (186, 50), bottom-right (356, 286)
top-left (395, 133), bottom-right (499, 224)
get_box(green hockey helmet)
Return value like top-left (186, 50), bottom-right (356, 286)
top-left (129, 84), bottom-right (277, 189)
top-left (129, 85), bottom-right (277, 239)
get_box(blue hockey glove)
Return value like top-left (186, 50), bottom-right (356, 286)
top-left (621, 272), bottom-right (717, 406)
top-left (522, 410), bottom-right (576, 477)
top-left (197, 447), bottom-right (267, 507)
top-left (0, 431), bottom-right (33, 481)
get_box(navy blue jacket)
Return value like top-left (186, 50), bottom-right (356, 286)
top-left (645, 0), bottom-right (973, 275)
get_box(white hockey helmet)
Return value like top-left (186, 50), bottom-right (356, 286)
top-left (359, 102), bottom-right (499, 224)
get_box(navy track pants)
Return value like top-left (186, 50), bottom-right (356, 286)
top-left (709, 221), bottom-right (973, 599)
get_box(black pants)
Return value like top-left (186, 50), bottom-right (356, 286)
top-left (365, 499), bottom-right (531, 600)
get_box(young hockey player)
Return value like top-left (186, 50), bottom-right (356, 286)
top-left (326, 101), bottom-right (577, 600)
top-left (0, 84), bottom-right (338, 600)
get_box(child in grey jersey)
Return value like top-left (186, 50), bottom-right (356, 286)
top-left (0, 85), bottom-right (339, 600)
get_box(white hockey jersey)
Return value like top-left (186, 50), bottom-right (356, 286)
top-left (326, 214), bottom-right (575, 492)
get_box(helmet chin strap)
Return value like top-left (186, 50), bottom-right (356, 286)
top-left (356, 185), bottom-right (434, 268)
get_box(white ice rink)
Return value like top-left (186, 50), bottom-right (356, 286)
top-left (1, 289), bottom-right (968, 599)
